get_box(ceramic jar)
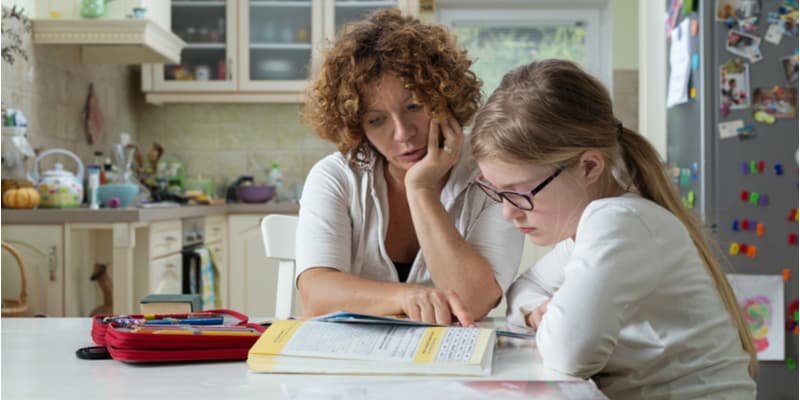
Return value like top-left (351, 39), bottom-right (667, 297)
top-left (31, 149), bottom-right (85, 208)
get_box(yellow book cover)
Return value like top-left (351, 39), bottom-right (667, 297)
top-left (248, 319), bottom-right (495, 376)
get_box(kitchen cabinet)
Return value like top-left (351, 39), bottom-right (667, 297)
top-left (228, 213), bottom-right (301, 317)
top-left (143, 0), bottom-right (414, 103)
top-left (1, 225), bottom-right (64, 317)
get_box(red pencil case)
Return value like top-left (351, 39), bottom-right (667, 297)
top-left (89, 309), bottom-right (266, 363)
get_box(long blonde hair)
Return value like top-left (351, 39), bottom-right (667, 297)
top-left (471, 59), bottom-right (756, 375)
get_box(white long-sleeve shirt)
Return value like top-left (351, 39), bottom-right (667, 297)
top-left (296, 142), bottom-right (523, 293)
top-left (507, 194), bottom-right (755, 399)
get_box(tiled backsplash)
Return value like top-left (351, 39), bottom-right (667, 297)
top-left (1, 44), bottom-right (140, 172)
top-left (137, 103), bottom-right (335, 197)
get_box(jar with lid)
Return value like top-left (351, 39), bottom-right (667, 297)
top-left (1, 126), bottom-right (36, 194)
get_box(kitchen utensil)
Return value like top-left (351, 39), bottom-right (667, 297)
top-left (236, 185), bottom-right (276, 203)
top-left (83, 83), bottom-right (104, 145)
top-left (30, 149), bottom-right (84, 208)
top-left (97, 183), bottom-right (139, 208)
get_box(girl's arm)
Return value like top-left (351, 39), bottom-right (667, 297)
top-left (506, 240), bottom-right (571, 327)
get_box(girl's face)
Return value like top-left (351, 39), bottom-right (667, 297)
top-left (361, 74), bottom-right (432, 176)
top-left (477, 158), bottom-right (590, 246)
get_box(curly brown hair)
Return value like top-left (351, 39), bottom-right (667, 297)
top-left (302, 9), bottom-right (482, 166)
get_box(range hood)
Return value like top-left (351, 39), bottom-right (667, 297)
top-left (31, 19), bottom-right (185, 64)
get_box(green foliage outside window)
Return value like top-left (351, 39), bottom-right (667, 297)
top-left (453, 25), bottom-right (587, 95)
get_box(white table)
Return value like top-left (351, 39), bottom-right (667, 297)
top-left (1, 318), bottom-right (577, 399)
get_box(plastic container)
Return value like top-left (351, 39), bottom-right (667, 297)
top-left (268, 163), bottom-right (284, 201)
top-left (97, 183), bottom-right (139, 208)
top-left (235, 185), bottom-right (275, 203)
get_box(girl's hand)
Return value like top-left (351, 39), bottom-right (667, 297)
top-left (399, 286), bottom-right (475, 327)
top-left (525, 300), bottom-right (550, 329)
top-left (404, 115), bottom-right (463, 192)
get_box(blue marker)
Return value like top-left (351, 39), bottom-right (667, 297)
top-left (144, 317), bottom-right (224, 326)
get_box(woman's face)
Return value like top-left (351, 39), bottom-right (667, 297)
top-left (361, 74), bottom-right (432, 174)
top-left (477, 158), bottom-right (589, 246)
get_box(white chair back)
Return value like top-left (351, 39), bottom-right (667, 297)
top-left (260, 214), bottom-right (298, 319)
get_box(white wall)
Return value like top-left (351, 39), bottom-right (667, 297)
top-left (638, 0), bottom-right (667, 158)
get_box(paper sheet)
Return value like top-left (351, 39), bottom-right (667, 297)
top-left (667, 18), bottom-right (692, 108)
top-left (727, 274), bottom-right (785, 360)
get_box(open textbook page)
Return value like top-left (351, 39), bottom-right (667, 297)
top-left (313, 311), bottom-right (536, 339)
top-left (248, 319), bottom-right (495, 376)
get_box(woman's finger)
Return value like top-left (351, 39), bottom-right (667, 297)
top-left (428, 119), bottom-right (440, 154)
top-left (419, 301), bottom-right (436, 324)
top-left (448, 295), bottom-right (475, 327)
top-left (432, 295), bottom-right (453, 325)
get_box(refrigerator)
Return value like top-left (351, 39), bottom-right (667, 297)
top-left (665, 0), bottom-right (798, 398)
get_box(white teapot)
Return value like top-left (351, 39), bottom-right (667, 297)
top-left (30, 149), bottom-right (85, 208)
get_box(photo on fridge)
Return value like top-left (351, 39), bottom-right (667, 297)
top-left (752, 86), bottom-right (798, 119)
top-left (780, 54), bottom-right (798, 83)
top-left (720, 59), bottom-right (752, 109)
top-left (726, 30), bottom-right (763, 62)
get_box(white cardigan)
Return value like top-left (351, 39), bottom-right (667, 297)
top-left (296, 143), bottom-right (523, 293)
top-left (507, 194), bottom-right (755, 399)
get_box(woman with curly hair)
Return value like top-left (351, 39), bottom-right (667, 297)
top-left (296, 9), bottom-right (523, 326)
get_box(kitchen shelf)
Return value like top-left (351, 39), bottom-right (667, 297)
top-left (173, 1), bottom-right (227, 7)
top-left (31, 19), bottom-right (186, 64)
top-left (185, 42), bottom-right (227, 49)
top-left (250, 43), bottom-right (312, 50)
top-left (335, 1), bottom-right (396, 8)
top-left (250, 1), bottom-right (312, 7)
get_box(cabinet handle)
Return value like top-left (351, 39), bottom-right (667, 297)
top-left (227, 57), bottom-right (232, 80)
top-left (48, 245), bottom-right (56, 282)
top-left (164, 236), bottom-right (177, 242)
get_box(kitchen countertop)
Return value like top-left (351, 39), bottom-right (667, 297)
top-left (1, 202), bottom-right (299, 224)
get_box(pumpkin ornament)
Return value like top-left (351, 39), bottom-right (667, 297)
top-left (2, 187), bottom-right (40, 208)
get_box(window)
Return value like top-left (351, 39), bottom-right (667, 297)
top-left (439, 8), bottom-right (610, 95)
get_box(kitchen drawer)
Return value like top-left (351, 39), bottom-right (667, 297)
top-left (149, 220), bottom-right (182, 259)
top-left (205, 215), bottom-right (226, 244)
top-left (149, 253), bottom-right (182, 295)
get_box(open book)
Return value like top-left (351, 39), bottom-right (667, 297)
top-left (313, 311), bottom-right (536, 339)
top-left (247, 319), bottom-right (496, 376)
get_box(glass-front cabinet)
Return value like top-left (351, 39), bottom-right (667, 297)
top-left (145, 0), bottom-right (411, 101)
top-left (153, 0), bottom-right (238, 91)
top-left (238, 0), bottom-right (320, 91)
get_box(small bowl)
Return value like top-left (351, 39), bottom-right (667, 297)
top-left (236, 185), bottom-right (275, 203)
top-left (97, 183), bottom-right (139, 208)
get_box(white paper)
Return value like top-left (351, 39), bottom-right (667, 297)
top-left (718, 120), bottom-right (745, 139)
top-left (765, 24), bottom-right (784, 45)
top-left (667, 19), bottom-right (692, 108)
top-left (726, 274), bottom-right (785, 360)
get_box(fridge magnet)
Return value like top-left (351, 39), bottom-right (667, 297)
top-left (720, 60), bottom-right (751, 109)
top-left (726, 30), bottom-right (763, 62)
top-left (779, 54), bottom-right (798, 83)
top-left (736, 124), bottom-right (755, 138)
top-left (726, 274), bottom-right (785, 360)
top-left (787, 300), bottom-right (798, 333)
top-left (765, 24), bottom-right (784, 44)
top-left (752, 86), bottom-right (797, 118)
top-left (718, 119), bottom-right (745, 139)
top-left (776, 2), bottom-right (799, 36)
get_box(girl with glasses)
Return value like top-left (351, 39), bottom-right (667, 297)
top-left (470, 59), bottom-right (756, 399)
top-left (296, 10), bottom-right (523, 326)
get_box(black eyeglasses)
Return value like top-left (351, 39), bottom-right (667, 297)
top-left (474, 168), bottom-right (563, 211)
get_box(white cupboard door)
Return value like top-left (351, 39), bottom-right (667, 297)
top-left (228, 215), bottom-right (276, 317)
top-left (1, 225), bottom-right (64, 317)
top-left (238, 0), bottom-right (322, 91)
top-left (149, 253), bottom-right (184, 295)
top-left (152, 0), bottom-right (238, 91)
